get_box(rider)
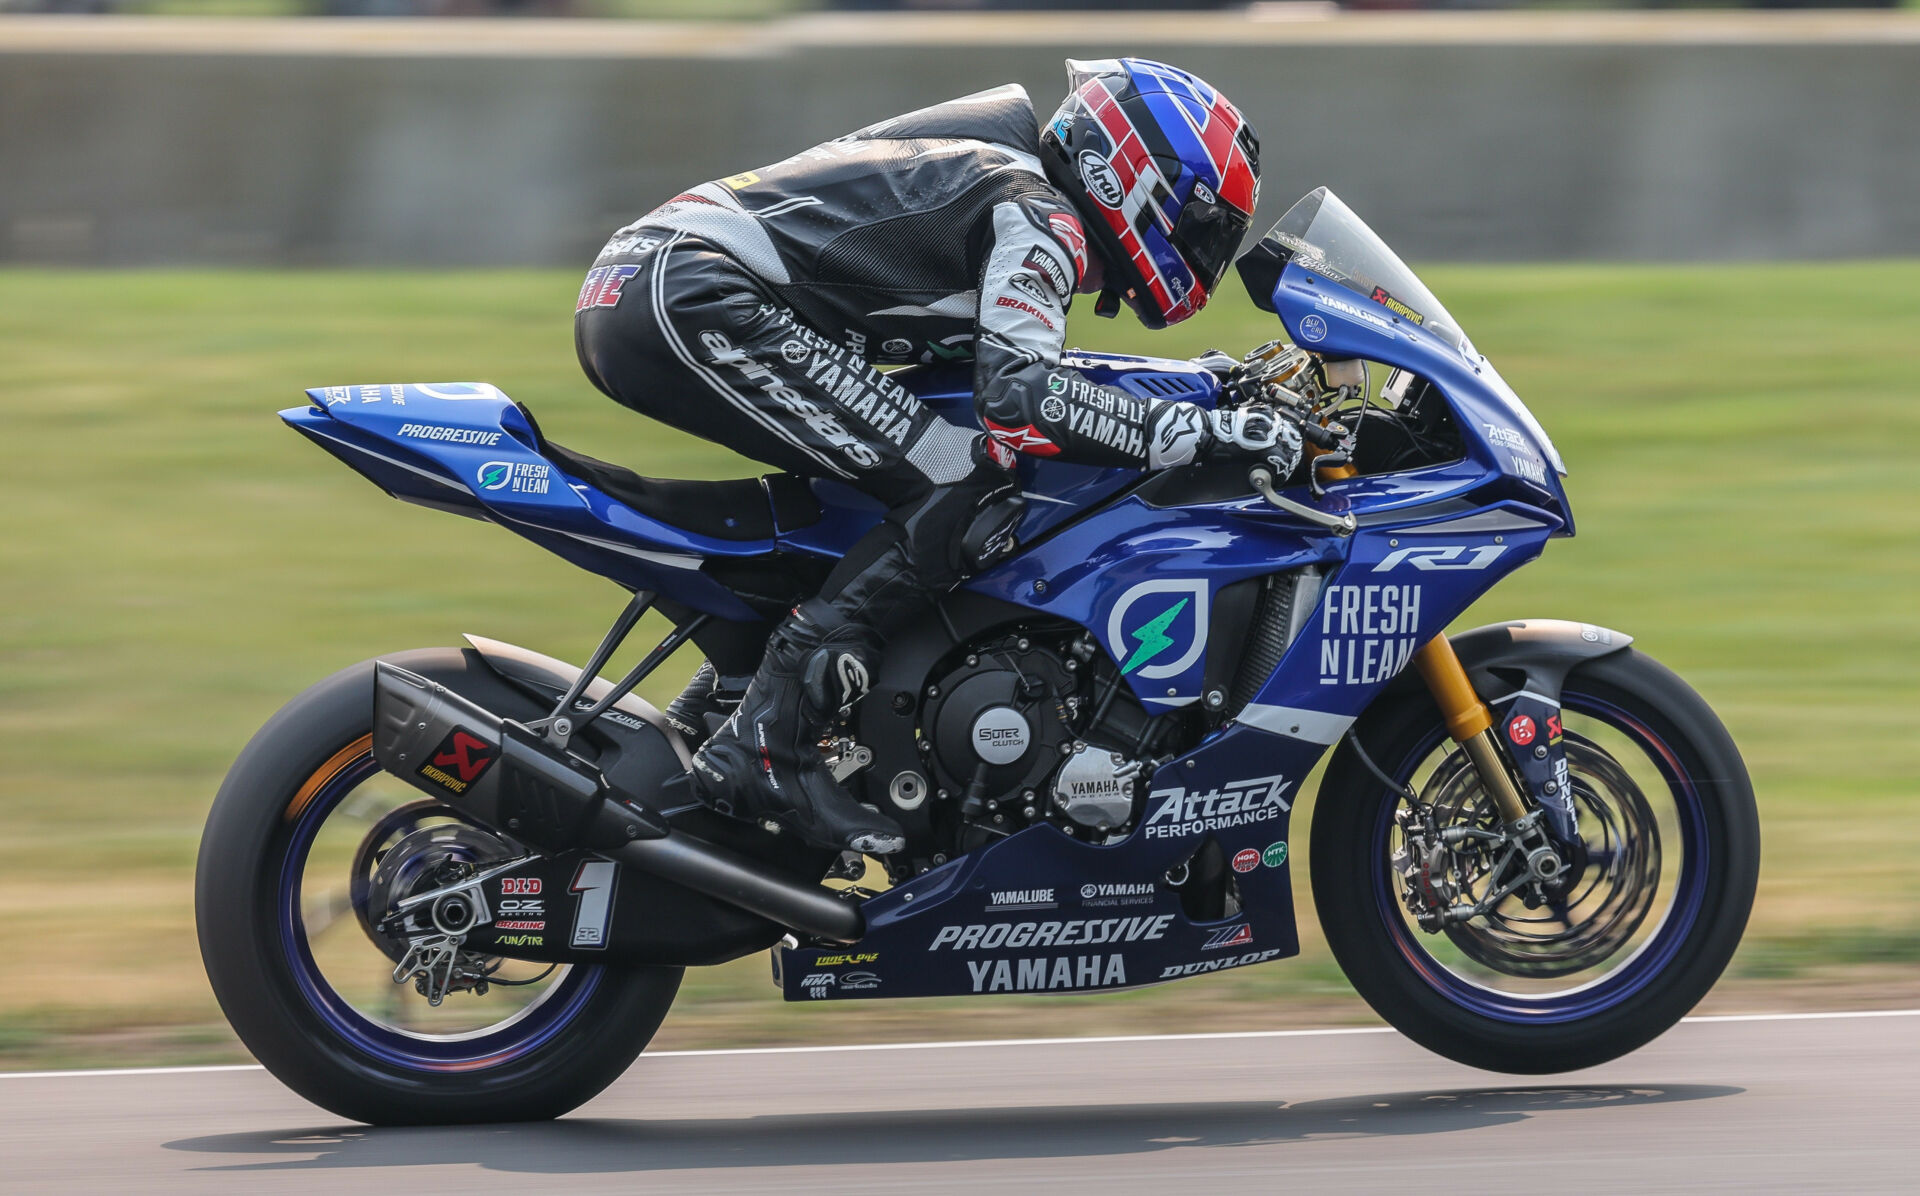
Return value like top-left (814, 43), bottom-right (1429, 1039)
top-left (574, 58), bottom-right (1300, 857)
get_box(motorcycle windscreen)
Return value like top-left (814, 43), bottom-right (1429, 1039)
top-left (1235, 187), bottom-right (1470, 349)
top-left (1238, 187), bottom-right (1567, 476)
top-left (1260, 188), bottom-right (1472, 356)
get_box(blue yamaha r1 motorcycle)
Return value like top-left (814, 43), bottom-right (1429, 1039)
top-left (198, 189), bottom-right (1758, 1125)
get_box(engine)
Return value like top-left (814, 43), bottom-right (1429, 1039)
top-left (915, 629), bottom-right (1163, 848)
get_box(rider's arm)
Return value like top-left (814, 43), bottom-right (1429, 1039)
top-left (970, 196), bottom-right (1212, 470)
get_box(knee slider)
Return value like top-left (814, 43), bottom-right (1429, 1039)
top-left (891, 472), bottom-right (1024, 587)
top-left (960, 489), bottom-right (1026, 571)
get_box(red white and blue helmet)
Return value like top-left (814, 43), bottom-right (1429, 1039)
top-left (1039, 58), bottom-right (1260, 329)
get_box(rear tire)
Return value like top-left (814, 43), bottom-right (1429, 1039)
top-left (196, 649), bottom-right (682, 1125)
top-left (1312, 648), bottom-right (1758, 1073)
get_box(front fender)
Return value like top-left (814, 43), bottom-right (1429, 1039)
top-left (1376, 619), bottom-right (1633, 840)
top-left (1411, 620), bottom-right (1634, 703)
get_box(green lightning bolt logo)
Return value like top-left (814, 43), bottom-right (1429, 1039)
top-left (1120, 597), bottom-right (1189, 675)
top-left (479, 463), bottom-right (509, 490)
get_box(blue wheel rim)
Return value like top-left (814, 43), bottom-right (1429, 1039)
top-left (1369, 692), bottom-right (1710, 1024)
top-left (277, 751), bottom-right (604, 1072)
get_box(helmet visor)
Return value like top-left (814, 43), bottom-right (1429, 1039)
top-left (1170, 193), bottom-right (1251, 296)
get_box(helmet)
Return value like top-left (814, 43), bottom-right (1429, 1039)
top-left (1039, 58), bottom-right (1260, 329)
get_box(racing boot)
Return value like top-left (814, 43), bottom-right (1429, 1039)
top-left (688, 599), bottom-right (905, 855)
top-left (687, 474), bottom-right (1015, 853)
top-left (661, 660), bottom-right (744, 748)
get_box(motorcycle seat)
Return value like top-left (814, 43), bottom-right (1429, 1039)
top-left (543, 440), bottom-right (822, 543)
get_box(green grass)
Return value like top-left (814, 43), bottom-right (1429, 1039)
top-left (4, 262), bottom-right (1919, 1067)
top-left (118, 0), bottom-right (817, 16)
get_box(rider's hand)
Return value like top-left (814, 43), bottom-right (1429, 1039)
top-left (1202, 404), bottom-right (1303, 476)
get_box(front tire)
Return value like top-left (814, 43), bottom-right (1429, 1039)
top-left (1313, 647), bottom-right (1758, 1073)
top-left (196, 649), bottom-right (682, 1125)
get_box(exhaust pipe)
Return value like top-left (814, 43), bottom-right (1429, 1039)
top-left (372, 662), bottom-right (864, 943)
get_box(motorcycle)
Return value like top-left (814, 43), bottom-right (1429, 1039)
top-left (197, 188), bottom-right (1758, 1125)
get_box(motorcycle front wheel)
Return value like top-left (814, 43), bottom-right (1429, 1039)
top-left (196, 649), bottom-right (682, 1125)
top-left (1313, 647), bottom-right (1759, 1073)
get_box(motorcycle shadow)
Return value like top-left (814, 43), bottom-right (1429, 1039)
top-left (165, 1083), bottom-right (1740, 1174)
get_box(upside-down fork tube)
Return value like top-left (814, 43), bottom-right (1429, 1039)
top-left (1411, 636), bottom-right (1532, 826)
top-left (371, 661), bottom-right (865, 943)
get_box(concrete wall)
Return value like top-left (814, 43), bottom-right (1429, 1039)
top-left (3, 12), bottom-right (1918, 265)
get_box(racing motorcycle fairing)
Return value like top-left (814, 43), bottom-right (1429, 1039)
top-left (1237, 186), bottom-right (1573, 534)
top-left (964, 493), bottom-right (1347, 711)
top-left (964, 457), bottom-right (1561, 715)
top-left (772, 792), bottom-right (1298, 1001)
top-left (769, 499), bottom-right (1558, 1002)
top-left (284, 382), bottom-right (788, 621)
top-left (1227, 502), bottom-right (1560, 736)
top-left (280, 354), bottom-right (1221, 626)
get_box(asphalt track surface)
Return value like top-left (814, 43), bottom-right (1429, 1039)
top-left (5, 1010), bottom-right (1915, 1193)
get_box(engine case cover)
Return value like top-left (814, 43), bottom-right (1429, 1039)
top-left (924, 640), bottom-right (1080, 800)
top-left (1049, 744), bottom-right (1141, 832)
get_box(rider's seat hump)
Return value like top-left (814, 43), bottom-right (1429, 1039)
top-left (543, 440), bottom-right (821, 544)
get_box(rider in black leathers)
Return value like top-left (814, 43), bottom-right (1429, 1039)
top-left (574, 60), bottom-right (1299, 856)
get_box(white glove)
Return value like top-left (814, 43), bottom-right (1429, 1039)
top-left (1203, 404), bottom-right (1303, 476)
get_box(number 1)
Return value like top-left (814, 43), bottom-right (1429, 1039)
top-left (569, 859), bottom-right (618, 949)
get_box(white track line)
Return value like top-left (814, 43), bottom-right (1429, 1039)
top-left (0, 1063), bottom-right (266, 1080)
top-left (1681, 1008), bottom-right (1920, 1025)
top-left (4, 1007), bottom-right (1918, 1081)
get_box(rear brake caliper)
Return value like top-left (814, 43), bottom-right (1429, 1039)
top-left (365, 825), bottom-right (525, 1005)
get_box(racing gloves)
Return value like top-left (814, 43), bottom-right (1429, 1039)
top-left (1201, 404), bottom-right (1304, 475)
top-left (1145, 400), bottom-right (1304, 475)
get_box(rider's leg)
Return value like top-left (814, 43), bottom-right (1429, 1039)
top-left (572, 232), bottom-right (1021, 853)
top-left (692, 461), bottom-right (1024, 853)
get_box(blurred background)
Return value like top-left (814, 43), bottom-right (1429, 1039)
top-left (2, 1), bottom-right (1916, 1069)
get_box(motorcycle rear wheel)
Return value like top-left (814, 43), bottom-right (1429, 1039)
top-left (1313, 647), bottom-right (1758, 1073)
top-left (196, 649), bottom-right (682, 1125)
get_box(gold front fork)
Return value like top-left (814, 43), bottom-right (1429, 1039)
top-left (1410, 635), bottom-right (1532, 826)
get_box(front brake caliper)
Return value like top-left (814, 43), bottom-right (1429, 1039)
top-left (1391, 805), bottom-right (1451, 932)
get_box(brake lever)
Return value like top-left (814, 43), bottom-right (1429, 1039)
top-left (1249, 465), bottom-right (1357, 536)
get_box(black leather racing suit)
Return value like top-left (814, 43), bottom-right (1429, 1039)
top-left (572, 84), bottom-right (1215, 850)
top-left (575, 83), bottom-right (1215, 504)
